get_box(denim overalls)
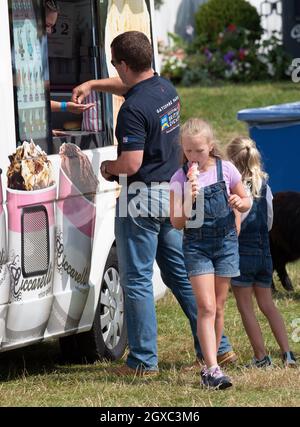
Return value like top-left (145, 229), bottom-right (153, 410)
top-left (182, 158), bottom-right (240, 278)
top-left (232, 181), bottom-right (273, 288)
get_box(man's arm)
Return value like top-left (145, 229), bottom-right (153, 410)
top-left (72, 77), bottom-right (129, 104)
top-left (50, 100), bottom-right (95, 113)
top-left (101, 151), bottom-right (144, 179)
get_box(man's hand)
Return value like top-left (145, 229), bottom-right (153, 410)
top-left (67, 101), bottom-right (95, 114)
top-left (72, 81), bottom-right (93, 104)
top-left (100, 161), bottom-right (113, 181)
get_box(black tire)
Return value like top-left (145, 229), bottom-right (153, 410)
top-left (60, 246), bottom-right (127, 363)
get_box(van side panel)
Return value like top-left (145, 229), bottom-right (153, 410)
top-left (0, 2), bottom-right (16, 172)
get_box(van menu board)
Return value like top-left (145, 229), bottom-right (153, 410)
top-left (10, 0), bottom-right (51, 150)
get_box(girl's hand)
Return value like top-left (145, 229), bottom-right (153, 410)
top-left (67, 101), bottom-right (95, 114)
top-left (230, 182), bottom-right (251, 213)
top-left (182, 179), bottom-right (200, 220)
top-left (229, 194), bottom-right (244, 211)
top-left (188, 178), bottom-right (200, 202)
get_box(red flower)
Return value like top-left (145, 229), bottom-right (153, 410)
top-left (238, 48), bottom-right (246, 61)
top-left (227, 24), bottom-right (237, 32)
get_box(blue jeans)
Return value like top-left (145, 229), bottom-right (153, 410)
top-left (115, 204), bottom-right (232, 370)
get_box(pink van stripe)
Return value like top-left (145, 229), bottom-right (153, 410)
top-left (7, 186), bottom-right (56, 233)
top-left (57, 198), bottom-right (95, 237)
top-left (58, 169), bottom-right (96, 238)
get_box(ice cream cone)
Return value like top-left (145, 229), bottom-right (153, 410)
top-left (46, 145), bottom-right (98, 335)
top-left (187, 162), bottom-right (200, 181)
top-left (5, 184), bottom-right (56, 343)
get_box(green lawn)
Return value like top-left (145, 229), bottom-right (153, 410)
top-left (0, 265), bottom-right (299, 407)
top-left (178, 81), bottom-right (300, 143)
top-left (0, 82), bottom-right (299, 407)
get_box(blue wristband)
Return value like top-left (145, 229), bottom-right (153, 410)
top-left (61, 101), bottom-right (67, 112)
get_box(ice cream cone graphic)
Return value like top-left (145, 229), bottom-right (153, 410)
top-left (6, 184), bottom-right (56, 343)
top-left (46, 144), bottom-right (98, 334)
top-left (5, 141), bottom-right (56, 344)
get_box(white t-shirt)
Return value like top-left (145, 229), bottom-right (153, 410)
top-left (241, 182), bottom-right (273, 231)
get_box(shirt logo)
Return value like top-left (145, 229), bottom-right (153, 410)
top-left (123, 136), bottom-right (139, 144)
top-left (161, 115), bottom-right (170, 131)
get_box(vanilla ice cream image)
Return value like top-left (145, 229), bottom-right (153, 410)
top-left (59, 143), bottom-right (99, 202)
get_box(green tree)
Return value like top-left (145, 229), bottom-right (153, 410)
top-left (195, 0), bottom-right (262, 42)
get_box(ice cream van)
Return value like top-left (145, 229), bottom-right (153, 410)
top-left (0, 0), bottom-right (166, 362)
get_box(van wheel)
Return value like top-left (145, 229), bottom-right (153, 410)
top-left (90, 246), bottom-right (127, 360)
top-left (60, 246), bottom-right (127, 363)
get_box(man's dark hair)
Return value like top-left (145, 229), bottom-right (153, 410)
top-left (111, 31), bottom-right (153, 73)
top-left (45, 0), bottom-right (59, 12)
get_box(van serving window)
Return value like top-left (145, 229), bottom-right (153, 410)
top-left (48, 0), bottom-right (111, 152)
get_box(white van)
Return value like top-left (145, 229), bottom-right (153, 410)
top-left (0, 0), bottom-right (165, 363)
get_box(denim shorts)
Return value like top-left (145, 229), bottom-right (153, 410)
top-left (183, 227), bottom-right (240, 278)
top-left (231, 253), bottom-right (273, 288)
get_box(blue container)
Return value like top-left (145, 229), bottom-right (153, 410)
top-left (238, 102), bottom-right (300, 192)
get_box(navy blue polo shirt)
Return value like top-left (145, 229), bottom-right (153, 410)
top-left (116, 74), bottom-right (181, 185)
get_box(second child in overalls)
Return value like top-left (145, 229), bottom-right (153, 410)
top-left (170, 118), bottom-right (250, 389)
top-left (227, 136), bottom-right (297, 368)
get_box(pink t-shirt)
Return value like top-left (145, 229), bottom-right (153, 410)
top-left (170, 160), bottom-right (242, 196)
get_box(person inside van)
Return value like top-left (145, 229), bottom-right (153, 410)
top-left (44, 1), bottom-right (94, 122)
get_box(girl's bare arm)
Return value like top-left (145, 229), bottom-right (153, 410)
top-left (229, 182), bottom-right (251, 213)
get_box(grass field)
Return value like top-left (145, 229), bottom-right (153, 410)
top-left (0, 264), bottom-right (299, 407)
top-left (0, 82), bottom-right (299, 407)
top-left (178, 81), bottom-right (300, 143)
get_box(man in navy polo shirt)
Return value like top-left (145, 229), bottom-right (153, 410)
top-left (72, 31), bottom-right (236, 375)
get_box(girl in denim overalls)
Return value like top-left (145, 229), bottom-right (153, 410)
top-left (227, 137), bottom-right (297, 368)
top-left (170, 119), bottom-right (250, 389)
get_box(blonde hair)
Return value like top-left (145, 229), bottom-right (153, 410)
top-left (180, 118), bottom-right (224, 164)
top-left (226, 136), bottom-right (268, 198)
